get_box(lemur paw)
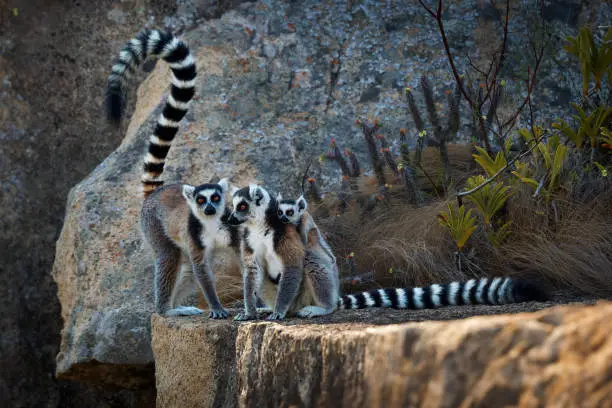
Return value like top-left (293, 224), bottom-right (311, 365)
top-left (265, 312), bottom-right (286, 321)
top-left (209, 308), bottom-right (230, 319)
top-left (233, 312), bottom-right (257, 321)
top-left (165, 306), bottom-right (205, 317)
top-left (256, 306), bottom-right (273, 313)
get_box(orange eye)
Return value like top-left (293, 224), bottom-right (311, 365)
top-left (211, 194), bottom-right (220, 202)
top-left (239, 203), bottom-right (248, 212)
top-left (196, 196), bottom-right (206, 205)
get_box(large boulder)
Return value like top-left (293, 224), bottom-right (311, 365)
top-left (152, 301), bottom-right (611, 407)
top-left (51, 0), bottom-right (606, 388)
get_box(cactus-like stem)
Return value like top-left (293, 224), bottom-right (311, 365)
top-left (377, 134), bottom-right (399, 178)
top-left (406, 89), bottom-right (425, 133)
top-left (421, 76), bottom-right (443, 142)
top-left (346, 149), bottom-right (361, 178)
top-left (447, 84), bottom-right (461, 136)
top-left (306, 178), bottom-right (323, 204)
top-left (326, 139), bottom-right (351, 177)
top-left (359, 119), bottom-right (387, 188)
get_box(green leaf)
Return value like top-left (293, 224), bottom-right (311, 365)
top-left (550, 144), bottom-right (567, 189)
top-left (472, 146), bottom-right (506, 177)
top-left (465, 175), bottom-right (513, 225)
top-left (439, 203), bottom-right (478, 251)
top-left (511, 171), bottom-right (540, 189)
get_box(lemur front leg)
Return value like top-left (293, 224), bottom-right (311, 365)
top-left (234, 244), bottom-right (259, 321)
top-left (190, 247), bottom-right (230, 319)
top-left (267, 265), bottom-right (304, 320)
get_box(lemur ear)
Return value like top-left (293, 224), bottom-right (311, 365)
top-left (297, 195), bottom-right (307, 211)
top-left (217, 178), bottom-right (230, 194)
top-left (276, 192), bottom-right (283, 201)
top-left (182, 184), bottom-right (196, 201)
top-left (253, 187), bottom-right (267, 206)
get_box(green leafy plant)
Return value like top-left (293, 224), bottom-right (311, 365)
top-left (564, 26), bottom-right (612, 96)
top-left (472, 146), bottom-right (507, 177)
top-left (464, 175), bottom-right (513, 225)
top-left (438, 203), bottom-right (477, 252)
top-left (600, 127), bottom-right (612, 150)
top-left (512, 128), bottom-right (568, 201)
top-left (487, 220), bottom-right (513, 248)
top-left (553, 104), bottom-right (612, 149)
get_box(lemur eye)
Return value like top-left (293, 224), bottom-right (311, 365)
top-left (196, 196), bottom-right (206, 205)
top-left (287, 209), bottom-right (294, 216)
top-left (211, 194), bottom-right (220, 202)
top-left (238, 203), bottom-right (248, 212)
top-left (277, 209), bottom-right (283, 216)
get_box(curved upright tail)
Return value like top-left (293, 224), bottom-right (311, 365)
top-left (337, 277), bottom-right (548, 310)
top-left (105, 29), bottom-right (196, 197)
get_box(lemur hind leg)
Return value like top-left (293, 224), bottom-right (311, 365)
top-left (166, 265), bottom-right (203, 316)
top-left (170, 264), bottom-right (197, 307)
top-left (150, 240), bottom-right (182, 316)
top-left (295, 251), bottom-right (339, 318)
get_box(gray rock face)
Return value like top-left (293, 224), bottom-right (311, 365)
top-left (51, 0), bottom-right (609, 389)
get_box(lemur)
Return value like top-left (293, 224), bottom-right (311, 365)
top-left (276, 193), bottom-right (340, 317)
top-left (277, 193), bottom-right (336, 261)
top-left (229, 185), bottom-right (315, 320)
top-left (106, 28), bottom-right (239, 318)
top-left (231, 188), bottom-right (548, 320)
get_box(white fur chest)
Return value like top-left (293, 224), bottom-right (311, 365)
top-left (247, 223), bottom-right (283, 280)
top-left (199, 218), bottom-right (231, 249)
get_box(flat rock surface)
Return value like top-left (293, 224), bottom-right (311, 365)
top-left (153, 300), bottom-right (612, 408)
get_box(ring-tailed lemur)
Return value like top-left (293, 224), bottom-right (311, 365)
top-left (232, 189), bottom-right (548, 319)
top-left (229, 185), bottom-right (312, 320)
top-left (276, 193), bottom-right (336, 262)
top-left (276, 193), bottom-right (307, 225)
top-left (106, 28), bottom-right (240, 319)
top-left (275, 193), bottom-right (340, 317)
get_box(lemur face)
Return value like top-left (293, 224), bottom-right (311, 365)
top-left (182, 178), bottom-right (229, 217)
top-left (276, 194), bottom-right (307, 224)
top-left (229, 184), bottom-right (271, 224)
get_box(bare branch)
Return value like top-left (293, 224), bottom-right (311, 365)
top-left (456, 134), bottom-right (546, 205)
top-left (417, 0), bottom-right (437, 18)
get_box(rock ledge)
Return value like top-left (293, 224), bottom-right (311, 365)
top-left (152, 301), bottom-right (612, 408)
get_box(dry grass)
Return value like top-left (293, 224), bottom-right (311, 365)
top-left (311, 148), bottom-right (612, 298)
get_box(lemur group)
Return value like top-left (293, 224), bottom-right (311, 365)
top-left (106, 29), bottom-right (548, 321)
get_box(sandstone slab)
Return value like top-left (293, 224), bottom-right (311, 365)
top-left (152, 301), bottom-right (612, 408)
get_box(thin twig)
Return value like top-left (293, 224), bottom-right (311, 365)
top-left (456, 134), bottom-right (546, 205)
top-left (481, 0), bottom-right (510, 104)
top-left (533, 172), bottom-right (547, 198)
top-left (418, 0), bottom-right (474, 110)
top-left (500, 36), bottom-right (547, 130)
